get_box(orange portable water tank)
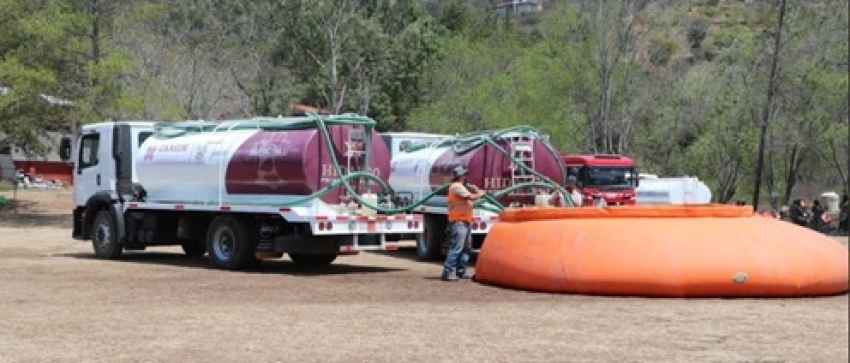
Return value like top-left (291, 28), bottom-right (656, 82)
top-left (474, 205), bottom-right (849, 297)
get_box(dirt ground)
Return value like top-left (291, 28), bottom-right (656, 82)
top-left (1, 189), bottom-right (848, 362)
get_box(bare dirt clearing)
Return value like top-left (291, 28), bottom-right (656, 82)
top-left (1, 189), bottom-right (847, 362)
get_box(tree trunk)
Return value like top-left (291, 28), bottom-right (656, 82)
top-left (781, 144), bottom-right (806, 206)
top-left (752, 0), bottom-right (787, 210)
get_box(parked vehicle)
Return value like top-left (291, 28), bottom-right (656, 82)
top-left (560, 154), bottom-right (639, 206)
top-left (635, 176), bottom-right (712, 205)
top-left (386, 127), bottom-right (569, 260)
top-left (61, 114), bottom-right (422, 269)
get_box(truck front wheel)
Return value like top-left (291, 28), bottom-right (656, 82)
top-left (206, 215), bottom-right (258, 270)
top-left (92, 210), bottom-right (123, 259)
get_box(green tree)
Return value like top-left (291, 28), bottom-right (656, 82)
top-left (549, 0), bottom-right (650, 154)
top-left (768, 1), bottom-right (849, 199)
top-left (274, 0), bottom-right (443, 130)
top-left (0, 0), bottom-right (135, 154)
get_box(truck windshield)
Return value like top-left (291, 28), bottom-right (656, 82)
top-left (580, 166), bottom-right (635, 189)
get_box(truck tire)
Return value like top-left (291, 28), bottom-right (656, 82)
top-left (92, 210), bottom-right (123, 259)
top-left (180, 239), bottom-right (207, 257)
top-left (289, 253), bottom-right (337, 266)
top-left (206, 215), bottom-right (258, 270)
top-left (416, 215), bottom-right (446, 261)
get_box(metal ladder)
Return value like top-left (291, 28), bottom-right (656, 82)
top-left (509, 134), bottom-right (537, 196)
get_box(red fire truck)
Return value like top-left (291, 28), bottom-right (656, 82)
top-left (559, 154), bottom-right (638, 206)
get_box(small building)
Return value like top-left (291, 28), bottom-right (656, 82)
top-left (0, 131), bottom-right (73, 185)
top-left (493, 1), bottom-right (543, 18)
top-left (0, 86), bottom-right (75, 184)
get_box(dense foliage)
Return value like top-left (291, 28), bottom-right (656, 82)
top-left (1, 0), bottom-right (847, 204)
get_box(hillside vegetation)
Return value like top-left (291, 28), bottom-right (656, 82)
top-left (0, 0), bottom-right (846, 205)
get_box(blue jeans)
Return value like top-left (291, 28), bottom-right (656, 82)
top-left (442, 221), bottom-right (472, 278)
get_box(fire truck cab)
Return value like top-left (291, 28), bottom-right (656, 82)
top-left (560, 154), bottom-right (639, 206)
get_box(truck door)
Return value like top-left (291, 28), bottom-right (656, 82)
top-left (73, 127), bottom-right (116, 207)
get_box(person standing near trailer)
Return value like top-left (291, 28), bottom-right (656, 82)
top-left (565, 175), bottom-right (584, 207)
top-left (790, 198), bottom-right (810, 227)
top-left (441, 165), bottom-right (485, 281)
top-left (810, 199), bottom-right (826, 231)
top-left (548, 175), bottom-right (584, 207)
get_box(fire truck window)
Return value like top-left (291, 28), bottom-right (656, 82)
top-left (79, 134), bottom-right (100, 169)
top-left (587, 167), bottom-right (632, 187)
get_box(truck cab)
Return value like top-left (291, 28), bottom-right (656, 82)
top-left (560, 154), bottom-right (638, 206)
top-left (61, 122), bottom-right (155, 240)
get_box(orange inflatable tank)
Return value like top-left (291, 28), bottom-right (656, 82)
top-left (474, 205), bottom-right (849, 297)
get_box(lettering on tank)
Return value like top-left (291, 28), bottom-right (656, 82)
top-left (482, 177), bottom-right (549, 196)
top-left (158, 144), bottom-right (189, 152)
top-left (140, 143), bottom-right (204, 164)
top-left (321, 164), bottom-right (382, 185)
top-left (483, 178), bottom-right (511, 192)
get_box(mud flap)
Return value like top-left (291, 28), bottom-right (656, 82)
top-left (111, 202), bottom-right (126, 245)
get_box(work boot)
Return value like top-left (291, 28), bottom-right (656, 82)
top-left (441, 274), bottom-right (459, 282)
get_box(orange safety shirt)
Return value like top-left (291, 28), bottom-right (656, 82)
top-left (447, 182), bottom-right (474, 222)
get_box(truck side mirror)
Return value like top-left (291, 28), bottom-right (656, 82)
top-left (59, 136), bottom-right (72, 162)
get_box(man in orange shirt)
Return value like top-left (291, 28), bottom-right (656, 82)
top-left (442, 165), bottom-right (485, 281)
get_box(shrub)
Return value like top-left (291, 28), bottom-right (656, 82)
top-left (0, 180), bottom-right (14, 192)
top-left (686, 16), bottom-right (712, 50)
top-left (648, 37), bottom-right (680, 67)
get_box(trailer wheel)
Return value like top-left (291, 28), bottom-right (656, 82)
top-left (92, 210), bottom-right (123, 259)
top-left (206, 215), bottom-right (257, 270)
top-left (416, 215), bottom-right (446, 261)
top-left (289, 253), bottom-right (337, 266)
top-left (180, 239), bottom-right (207, 257)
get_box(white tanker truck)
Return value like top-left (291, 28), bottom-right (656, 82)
top-left (60, 114), bottom-right (423, 270)
top-left (385, 127), bottom-right (570, 260)
top-left (635, 174), bottom-right (712, 205)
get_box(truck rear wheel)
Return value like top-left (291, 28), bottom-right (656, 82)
top-left (289, 253), bottom-right (337, 266)
top-left (416, 215), bottom-right (446, 261)
top-left (92, 210), bottom-right (123, 259)
top-left (206, 215), bottom-right (258, 270)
